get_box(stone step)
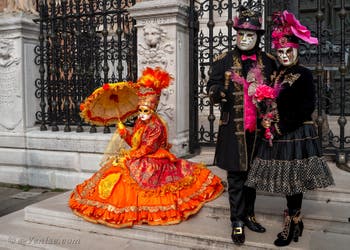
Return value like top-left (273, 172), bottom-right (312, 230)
top-left (206, 164), bottom-right (350, 235)
top-left (195, 147), bottom-right (349, 200)
top-left (208, 162), bottom-right (350, 203)
top-left (0, 210), bottom-right (189, 250)
top-left (203, 191), bottom-right (350, 235)
top-left (21, 192), bottom-right (350, 250)
top-left (208, 162), bottom-right (350, 204)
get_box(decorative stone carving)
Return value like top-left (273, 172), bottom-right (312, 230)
top-left (157, 88), bottom-right (175, 121)
top-left (138, 23), bottom-right (174, 69)
top-left (138, 23), bottom-right (175, 120)
top-left (4, 0), bottom-right (38, 15)
top-left (0, 39), bottom-right (21, 131)
top-left (0, 39), bottom-right (19, 67)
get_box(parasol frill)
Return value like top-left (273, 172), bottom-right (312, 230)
top-left (80, 82), bottom-right (139, 126)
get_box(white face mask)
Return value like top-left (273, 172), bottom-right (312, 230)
top-left (138, 106), bottom-right (152, 121)
top-left (237, 30), bottom-right (258, 51)
top-left (277, 47), bottom-right (298, 66)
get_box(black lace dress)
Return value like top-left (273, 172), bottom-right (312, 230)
top-left (246, 64), bottom-right (334, 195)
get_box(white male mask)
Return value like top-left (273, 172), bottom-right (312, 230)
top-left (277, 47), bottom-right (298, 66)
top-left (236, 30), bottom-right (258, 51)
top-left (138, 105), bottom-right (153, 121)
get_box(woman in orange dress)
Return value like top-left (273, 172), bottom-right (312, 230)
top-left (69, 67), bottom-right (224, 228)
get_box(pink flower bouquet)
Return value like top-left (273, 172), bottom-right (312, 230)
top-left (253, 84), bottom-right (279, 146)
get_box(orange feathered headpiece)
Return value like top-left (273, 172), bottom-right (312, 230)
top-left (137, 67), bottom-right (172, 110)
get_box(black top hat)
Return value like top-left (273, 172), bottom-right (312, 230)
top-left (233, 6), bottom-right (264, 33)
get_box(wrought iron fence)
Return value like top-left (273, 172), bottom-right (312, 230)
top-left (34, 0), bottom-right (137, 133)
top-left (189, 0), bottom-right (265, 151)
top-left (189, 0), bottom-right (350, 165)
top-left (34, 0), bottom-right (350, 164)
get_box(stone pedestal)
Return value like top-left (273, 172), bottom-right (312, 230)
top-left (0, 12), bottom-right (111, 189)
top-left (0, 12), bottom-right (38, 133)
top-left (129, 0), bottom-right (190, 157)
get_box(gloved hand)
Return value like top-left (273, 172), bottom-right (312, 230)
top-left (129, 149), bottom-right (145, 159)
top-left (208, 85), bottom-right (227, 104)
top-left (261, 118), bottom-right (271, 129)
top-left (220, 88), bottom-right (233, 103)
top-left (117, 121), bottom-right (127, 138)
top-left (257, 101), bottom-right (268, 114)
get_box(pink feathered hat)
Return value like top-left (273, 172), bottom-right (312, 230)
top-left (272, 10), bottom-right (318, 49)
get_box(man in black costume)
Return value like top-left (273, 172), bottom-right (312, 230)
top-left (207, 7), bottom-right (277, 245)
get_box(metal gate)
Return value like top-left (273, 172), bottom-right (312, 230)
top-left (189, 0), bottom-right (350, 166)
top-left (34, 0), bottom-right (137, 133)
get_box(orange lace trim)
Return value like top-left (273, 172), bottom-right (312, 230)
top-left (69, 166), bottom-right (224, 227)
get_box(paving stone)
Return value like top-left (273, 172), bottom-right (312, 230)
top-left (10, 191), bottom-right (43, 200)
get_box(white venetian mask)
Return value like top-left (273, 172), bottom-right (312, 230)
top-left (237, 30), bottom-right (258, 51)
top-left (277, 47), bottom-right (298, 66)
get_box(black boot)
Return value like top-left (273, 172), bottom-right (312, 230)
top-left (274, 210), bottom-right (303, 247)
top-left (293, 214), bottom-right (304, 241)
top-left (244, 215), bottom-right (266, 233)
top-left (231, 221), bottom-right (245, 245)
top-left (276, 209), bottom-right (288, 238)
top-left (277, 209), bottom-right (304, 239)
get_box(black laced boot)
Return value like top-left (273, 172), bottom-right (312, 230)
top-left (274, 210), bottom-right (303, 247)
top-left (277, 209), bottom-right (304, 239)
top-left (293, 212), bottom-right (304, 242)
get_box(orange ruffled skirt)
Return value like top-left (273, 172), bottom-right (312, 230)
top-left (69, 156), bottom-right (223, 228)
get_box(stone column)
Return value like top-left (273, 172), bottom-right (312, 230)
top-left (129, 0), bottom-right (190, 156)
top-left (0, 12), bottom-right (39, 133)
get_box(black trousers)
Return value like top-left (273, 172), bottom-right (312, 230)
top-left (227, 171), bottom-right (256, 223)
top-left (286, 193), bottom-right (303, 215)
top-left (226, 131), bottom-right (258, 224)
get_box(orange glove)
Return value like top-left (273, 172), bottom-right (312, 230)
top-left (117, 121), bottom-right (127, 138)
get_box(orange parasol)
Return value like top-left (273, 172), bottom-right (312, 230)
top-left (80, 81), bottom-right (139, 126)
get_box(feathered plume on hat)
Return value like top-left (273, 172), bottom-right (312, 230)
top-left (137, 67), bottom-right (172, 110)
top-left (272, 10), bottom-right (318, 49)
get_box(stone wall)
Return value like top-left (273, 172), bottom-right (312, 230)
top-left (0, 129), bottom-right (112, 189)
top-left (0, 0), bottom-right (192, 189)
top-left (0, 11), bottom-right (115, 189)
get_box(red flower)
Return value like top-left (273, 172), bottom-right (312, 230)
top-left (265, 127), bottom-right (272, 139)
top-left (102, 83), bottom-right (110, 90)
top-left (79, 103), bottom-right (85, 111)
top-left (254, 85), bottom-right (276, 102)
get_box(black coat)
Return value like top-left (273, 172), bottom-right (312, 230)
top-left (207, 48), bottom-right (277, 171)
top-left (274, 64), bottom-right (316, 135)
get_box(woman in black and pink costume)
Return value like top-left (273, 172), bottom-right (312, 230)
top-left (246, 10), bottom-right (334, 247)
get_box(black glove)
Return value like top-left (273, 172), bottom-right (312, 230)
top-left (257, 101), bottom-right (268, 114)
top-left (208, 85), bottom-right (228, 104)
